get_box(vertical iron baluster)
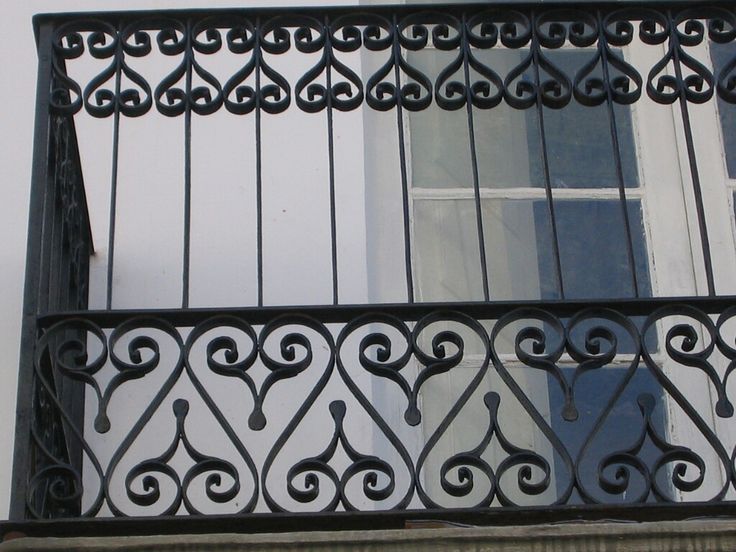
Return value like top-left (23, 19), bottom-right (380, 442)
top-left (48, 122), bottom-right (64, 312)
top-left (36, 117), bottom-right (57, 317)
top-left (597, 10), bottom-right (640, 298)
top-left (669, 9), bottom-right (717, 296)
top-left (106, 21), bottom-right (123, 310)
top-left (182, 18), bottom-right (193, 308)
top-left (58, 129), bottom-right (72, 310)
top-left (256, 17), bottom-right (264, 307)
top-left (326, 15), bottom-right (339, 305)
top-left (393, 14), bottom-right (414, 303)
top-left (531, 10), bottom-right (566, 299)
top-left (462, 13), bottom-right (490, 302)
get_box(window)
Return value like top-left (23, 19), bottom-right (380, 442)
top-left (408, 48), bottom-right (651, 303)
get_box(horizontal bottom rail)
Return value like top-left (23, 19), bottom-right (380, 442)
top-left (5, 502), bottom-right (736, 540)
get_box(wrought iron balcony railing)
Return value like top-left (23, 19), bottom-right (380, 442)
top-left (9, 0), bottom-right (736, 538)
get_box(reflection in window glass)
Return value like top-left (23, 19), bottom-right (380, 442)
top-left (549, 366), bottom-right (666, 503)
top-left (413, 198), bottom-right (650, 301)
top-left (408, 47), bottom-right (650, 302)
top-left (408, 49), bottom-right (534, 189)
top-left (408, 49), bottom-right (639, 190)
top-left (483, 198), bottom-right (558, 300)
top-left (413, 199), bottom-right (485, 301)
top-left (540, 51), bottom-right (639, 189)
top-left (550, 200), bottom-right (651, 299)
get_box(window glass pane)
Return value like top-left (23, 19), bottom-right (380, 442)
top-left (536, 51), bottom-right (639, 189)
top-left (409, 49), bottom-right (639, 190)
top-left (473, 49), bottom-right (544, 189)
top-left (408, 50), bottom-right (474, 189)
top-left (414, 197), bottom-right (562, 302)
top-left (474, 99), bottom-right (543, 189)
top-left (405, 49), bottom-right (544, 188)
top-left (413, 198), bottom-right (484, 301)
top-left (552, 199), bottom-right (650, 299)
top-left (482, 198), bottom-right (560, 300)
top-left (483, 198), bottom-right (650, 300)
top-left (409, 49), bottom-right (543, 189)
top-left (414, 198), bottom-right (651, 302)
top-left (548, 366), bottom-right (666, 502)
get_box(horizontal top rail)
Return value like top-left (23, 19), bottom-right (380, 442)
top-left (33, 0), bottom-right (733, 35)
top-left (36, 295), bottom-right (736, 327)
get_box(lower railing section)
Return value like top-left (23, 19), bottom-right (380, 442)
top-left (19, 299), bottom-right (736, 521)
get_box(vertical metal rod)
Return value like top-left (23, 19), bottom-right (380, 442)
top-left (182, 19), bottom-right (193, 308)
top-left (48, 133), bottom-right (63, 312)
top-left (669, 11), bottom-right (716, 296)
top-left (53, 116), bottom-right (86, 502)
top-left (106, 23), bottom-right (123, 310)
top-left (531, 11), bottom-right (566, 299)
top-left (393, 14), bottom-right (415, 303)
top-left (256, 17), bottom-right (264, 307)
top-left (325, 16), bottom-right (339, 305)
top-left (38, 75), bottom-right (65, 315)
top-left (462, 14), bottom-right (490, 302)
top-left (57, 134), bottom-right (72, 310)
top-left (597, 11), bottom-right (639, 298)
top-left (11, 21), bottom-right (55, 520)
top-left (36, 121), bottom-right (56, 318)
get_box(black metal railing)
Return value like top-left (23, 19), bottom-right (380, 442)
top-left (10, 1), bottom-right (736, 535)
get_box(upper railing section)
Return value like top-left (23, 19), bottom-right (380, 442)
top-left (33, 1), bottom-right (736, 312)
top-left (39, 2), bottom-right (736, 116)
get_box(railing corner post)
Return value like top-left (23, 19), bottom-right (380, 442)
top-left (10, 19), bottom-right (55, 522)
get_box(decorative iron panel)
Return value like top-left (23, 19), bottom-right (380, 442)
top-left (24, 302), bottom-right (736, 517)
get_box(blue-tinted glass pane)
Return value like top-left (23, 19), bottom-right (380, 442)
top-left (629, 201), bottom-right (652, 298)
top-left (534, 199), bottom-right (651, 299)
top-left (414, 198), bottom-right (651, 302)
top-left (549, 366), bottom-right (666, 502)
top-left (532, 51), bottom-right (639, 189)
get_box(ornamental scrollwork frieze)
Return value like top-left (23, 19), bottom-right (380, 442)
top-left (46, 6), bottom-right (736, 117)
